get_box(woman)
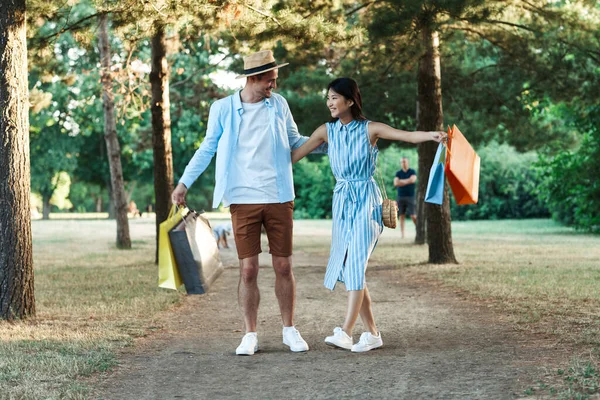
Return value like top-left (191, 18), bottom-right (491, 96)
top-left (291, 78), bottom-right (444, 352)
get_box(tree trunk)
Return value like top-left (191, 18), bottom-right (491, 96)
top-left (98, 14), bottom-right (131, 249)
top-left (0, 0), bottom-right (35, 320)
top-left (416, 28), bottom-right (457, 264)
top-left (414, 91), bottom-right (427, 244)
top-left (106, 179), bottom-right (115, 219)
top-left (125, 180), bottom-right (137, 203)
top-left (95, 196), bottom-right (102, 213)
top-left (414, 190), bottom-right (426, 244)
top-left (150, 24), bottom-right (174, 263)
top-left (42, 194), bottom-right (51, 220)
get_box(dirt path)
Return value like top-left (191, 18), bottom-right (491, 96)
top-left (92, 239), bottom-right (568, 400)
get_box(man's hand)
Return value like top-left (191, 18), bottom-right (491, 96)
top-left (171, 183), bottom-right (188, 206)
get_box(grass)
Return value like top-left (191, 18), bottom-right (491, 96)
top-left (295, 218), bottom-right (600, 398)
top-left (1, 217), bottom-right (599, 398)
top-left (0, 217), bottom-right (182, 399)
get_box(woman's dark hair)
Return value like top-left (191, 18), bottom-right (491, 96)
top-left (327, 77), bottom-right (366, 121)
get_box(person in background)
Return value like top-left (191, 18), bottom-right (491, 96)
top-left (128, 200), bottom-right (141, 218)
top-left (394, 157), bottom-right (417, 239)
top-left (213, 222), bottom-right (233, 249)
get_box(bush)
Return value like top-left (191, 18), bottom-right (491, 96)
top-left (293, 155), bottom-right (335, 219)
top-left (536, 107), bottom-right (600, 233)
top-left (450, 142), bottom-right (549, 220)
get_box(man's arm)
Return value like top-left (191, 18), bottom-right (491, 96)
top-left (172, 101), bottom-right (223, 205)
top-left (394, 172), bottom-right (417, 188)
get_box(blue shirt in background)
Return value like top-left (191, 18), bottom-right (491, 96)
top-left (395, 168), bottom-right (416, 198)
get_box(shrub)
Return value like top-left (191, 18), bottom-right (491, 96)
top-left (450, 142), bottom-right (549, 220)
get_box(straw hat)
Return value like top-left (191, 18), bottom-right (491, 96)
top-left (235, 50), bottom-right (289, 79)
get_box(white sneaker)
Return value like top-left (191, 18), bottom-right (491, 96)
top-left (351, 332), bottom-right (383, 352)
top-left (324, 327), bottom-right (353, 350)
top-left (282, 326), bottom-right (309, 352)
top-left (236, 332), bottom-right (258, 355)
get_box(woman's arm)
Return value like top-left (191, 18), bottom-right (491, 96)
top-left (369, 121), bottom-right (444, 144)
top-left (291, 124), bottom-right (328, 164)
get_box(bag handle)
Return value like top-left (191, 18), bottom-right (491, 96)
top-left (445, 125), bottom-right (453, 161)
top-left (168, 204), bottom-right (189, 222)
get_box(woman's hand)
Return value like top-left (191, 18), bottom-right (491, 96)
top-left (431, 131), bottom-right (446, 143)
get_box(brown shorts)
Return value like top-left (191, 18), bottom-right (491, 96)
top-left (229, 201), bottom-right (294, 259)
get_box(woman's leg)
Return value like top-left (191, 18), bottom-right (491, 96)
top-left (359, 286), bottom-right (378, 335)
top-left (342, 289), bottom-right (364, 336)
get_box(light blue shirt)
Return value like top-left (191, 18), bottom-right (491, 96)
top-left (223, 100), bottom-right (279, 206)
top-left (179, 91), bottom-right (325, 209)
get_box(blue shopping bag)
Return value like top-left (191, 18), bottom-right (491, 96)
top-left (424, 143), bottom-right (446, 205)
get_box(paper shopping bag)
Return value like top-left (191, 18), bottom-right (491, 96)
top-left (169, 210), bottom-right (224, 294)
top-left (158, 205), bottom-right (187, 290)
top-left (425, 142), bottom-right (446, 205)
top-left (445, 125), bottom-right (480, 205)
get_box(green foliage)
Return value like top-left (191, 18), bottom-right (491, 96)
top-left (536, 105), bottom-right (600, 233)
top-left (24, 0), bottom-right (600, 227)
top-left (293, 156), bottom-right (334, 219)
top-left (450, 142), bottom-right (549, 220)
top-left (292, 145), bottom-right (418, 219)
top-left (69, 182), bottom-right (107, 213)
top-left (49, 172), bottom-right (73, 210)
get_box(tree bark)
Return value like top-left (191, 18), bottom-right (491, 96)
top-left (416, 28), bottom-right (457, 264)
top-left (0, 0), bottom-right (35, 320)
top-left (42, 195), bottom-right (51, 220)
top-left (414, 92), bottom-right (426, 244)
top-left (150, 23), bottom-right (174, 263)
top-left (98, 14), bottom-right (131, 249)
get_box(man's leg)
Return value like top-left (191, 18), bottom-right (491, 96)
top-left (264, 202), bottom-right (308, 352)
top-left (263, 201), bottom-right (296, 325)
top-left (400, 214), bottom-right (406, 238)
top-left (272, 255), bottom-right (295, 327)
top-left (230, 204), bottom-right (263, 355)
top-left (408, 197), bottom-right (417, 232)
top-left (238, 255), bottom-right (260, 332)
top-left (398, 198), bottom-right (408, 238)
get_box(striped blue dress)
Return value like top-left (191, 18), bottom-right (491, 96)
top-left (323, 119), bottom-right (384, 291)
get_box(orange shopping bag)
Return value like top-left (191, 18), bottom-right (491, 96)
top-left (445, 125), bottom-right (480, 205)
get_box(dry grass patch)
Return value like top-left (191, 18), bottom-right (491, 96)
top-left (1, 218), bottom-right (181, 399)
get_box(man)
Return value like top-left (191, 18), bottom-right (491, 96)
top-left (394, 157), bottom-right (417, 239)
top-left (172, 50), bottom-right (324, 356)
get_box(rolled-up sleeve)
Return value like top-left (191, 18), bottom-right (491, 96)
top-left (179, 101), bottom-right (223, 188)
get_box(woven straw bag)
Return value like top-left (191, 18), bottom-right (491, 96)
top-left (367, 130), bottom-right (397, 229)
top-left (381, 198), bottom-right (398, 229)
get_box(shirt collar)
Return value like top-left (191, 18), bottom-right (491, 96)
top-left (235, 90), bottom-right (273, 114)
top-left (338, 119), bottom-right (358, 130)
top-left (234, 90), bottom-right (243, 113)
